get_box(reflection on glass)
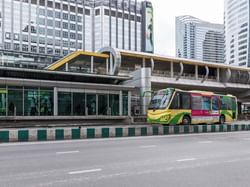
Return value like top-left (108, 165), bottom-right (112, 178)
top-left (122, 91), bottom-right (128, 116)
top-left (58, 92), bottom-right (72, 115)
top-left (109, 94), bottom-right (119, 116)
top-left (40, 89), bottom-right (53, 116)
top-left (87, 94), bottom-right (96, 115)
top-left (98, 94), bottom-right (108, 115)
top-left (0, 89), bottom-right (7, 116)
top-left (24, 88), bottom-right (39, 116)
top-left (8, 88), bottom-right (23, 116)
top-left (73, 93), bottom-right (85, 115)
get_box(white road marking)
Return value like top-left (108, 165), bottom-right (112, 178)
top-left (176, 158), bottom-right (197, 162)
top-left (68, 168), bottom-right (102, 175)
top-left (56, 151), bottom-right (79, 155)
top-left (199, 141), bottom-right (213, 144)
top-left (139, 145), bottom-right (157, 148)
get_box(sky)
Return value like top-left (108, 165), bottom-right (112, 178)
top-left (151, 0), bottom-right (224, 56)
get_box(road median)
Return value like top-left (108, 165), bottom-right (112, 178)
top-left (0, 124), bottom-right (249, 143)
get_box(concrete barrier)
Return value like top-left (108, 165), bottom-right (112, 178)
top-left (0, 124), bottom-right (249, 143)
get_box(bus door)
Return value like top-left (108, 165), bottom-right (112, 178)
top-left (210, 96), bottom-right (220, 123)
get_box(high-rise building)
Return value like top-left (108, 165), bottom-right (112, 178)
top-left (176, 15), bottom-right (224, 63)
top-left (0, 0), bottom-right (153, 68)
top-left (224, 0), bottom-right (249, 67)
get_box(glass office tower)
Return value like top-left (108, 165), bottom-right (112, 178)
top-left (0, 0), bottom-right (153, 68)
top-left (176, 15), bottom-right (224, 63)
top-left (224, 0), bottom-right (250, 66)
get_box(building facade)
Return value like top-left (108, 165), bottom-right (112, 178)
top-left (224, 0), bottom-right (250, 67)
top-left (176, 15), bottom-right (224, 63)
top-left (0, 0), bottom-right (153, 69)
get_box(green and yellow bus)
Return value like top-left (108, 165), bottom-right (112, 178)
top-left (147, 88), bottom-right (237, 125)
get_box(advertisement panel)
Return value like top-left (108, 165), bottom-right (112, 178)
top-left (145, 2), bottom-right (154, 53)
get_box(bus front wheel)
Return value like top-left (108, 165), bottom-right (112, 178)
top-left (182, 116), bottom-right (191, 125)
top-left (219, 115), bottom-right (225, 124)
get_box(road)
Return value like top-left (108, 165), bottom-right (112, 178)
top-left (1, 132), bottom-right (250, 187)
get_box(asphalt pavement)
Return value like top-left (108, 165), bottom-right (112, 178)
top-left (1, 131), bottom-right (250, 187)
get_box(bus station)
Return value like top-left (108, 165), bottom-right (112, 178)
top-left (0, 47), bottom-right (250, 123)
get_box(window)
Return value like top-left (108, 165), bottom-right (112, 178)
top-left (70, 33), bottom-right (76, 39)
top-left (63, 13), bottom-right (68, 20)
top-left (14, 34), bottom-right (19, 40)
top-left (39, 0), bottom-right (45, 6)
top-left (47, 10), bottom-right (53, 17)
top-left (221, 96), bottom-right (233, 110)
top-left (70, 23), bottom-right (76, 30)
top-left (22, 44), bottom-right (29, 51)
top-left (8, 88), bottom-right (23, 116)
top-left (47, 1), bottom-right (53, 8)
top-left (73, 93), bottom-right (85, 115)
top-left (111, 10), bottom-right (116, 17)
top-left (63, 22), bottom-right (68, 29)
top-left (104, 9), bottom-right (109, 16)
top-left (77, 16), bottom-right (82, 22)
top-left (47, 19), bottom-right (53, 27)
top-left (109, 94), bottom-right (119, 116)
top-left (31, 45), bottom-right (37, 52)
top-left (22, 35), bottom-right (28, 42)
top-left (192, 95), bottom-right (202, 110)
top-left (39, 37), bottom-right (45, 44)
top-left (180, 93), bottom-right (190, 109)
top-left (39, 47), bottom-right (45, 53)
top-left (78, 7), bottom-right (83, 14)
top-left (14, 43), bottom-right (20, 50)
top-left (40, 89), bottom-right (53, 116)
top-left (63, 40), bottom-right (68, 47)
top-left (55, 2), bottom-right (60, 9)
top-left (31, 36), bottom-right (37, 43)
top-left (86, 94), bottom-right (96, 115)
top-left (202, 97), bottom-right (210, 110)
top-left (98, 94), bottom-right (108, 115)
top-left (77, 34), bottom-right (82, 40)
top-left (63, 4), bottom-right (68, 11)
top-left (77, 25), bottom-right (82, 31)
top-left (31, 0), bottom-right (37, 4)
top-left (55, 12), bottom-right (61, 19)
top-left (70, 14), bottom-right (76, 21)
top-left (70, 6), bottom-right (75, 12)
top-left (55, 49), bottom-right (61, 55)
top-left (38, 18), bottom-right (45, 25)
top-left (122, 91), bottom-right (128, 115)
top-left (47, 29), bottom-right (53, 36)
top-left (212, 96), bottom-right (219, 110)
top-left (39, 8), bottom-right (45, 16)
top-left (55, 21), bottom-right (61, 28)
top-left (85, 9), bottom-right (90, 15)
top-left (95, 9), bottom-right (100, 16)
top-left (55, 30), bottom-right (61, 37)
top-left (63, 31), bottom-right (68, 38)
top-left (5, 32), bottom-right (11, 39)
top-left (4, 43), bottom-right (11, 50)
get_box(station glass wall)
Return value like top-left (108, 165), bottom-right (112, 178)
top-left (0, 86), bottom-right (54, 116)
top-left (57, 91), bottom-right (127, 116)
top-left (0, 86), bottom-right (129, 117)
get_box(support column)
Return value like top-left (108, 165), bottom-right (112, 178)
top-left (195, 65), bottom-right (198, 80)
top-left (170, 61), bottom-right (173, 78)
top-left (53, 87), bottom-right (58, 116)
top-left (110, 53), bottom-right (113, 74)
top-left (106, 58), bottom-right (109, 74)
top-left (128, 91), bottom-right (131, 117)
top-left (142, 58), bottom-right (146, 67)
top-left (217, 68), bottom-right (220, 82)
top-left (119, 91), bottom-right (123, 116)
top-left (65, 63), bottom-right (69, 72)
top-left (90, 56), bottom-right (94, 73)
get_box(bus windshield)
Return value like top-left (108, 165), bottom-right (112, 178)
top-left (148, 89), bottom-right (173, 110)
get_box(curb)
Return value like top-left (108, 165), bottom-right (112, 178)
top-left (0, 124), bottom-right (249, 143)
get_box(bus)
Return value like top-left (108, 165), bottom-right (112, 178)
top-left (147, 88), bottom-right (237, 125)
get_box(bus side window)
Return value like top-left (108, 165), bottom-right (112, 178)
top-left (212, 96), bottom-right (219, 110)
top-left (180, 93), bottom-right (191, 109)
top-left (169, 92), bottom-right (180, 109)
